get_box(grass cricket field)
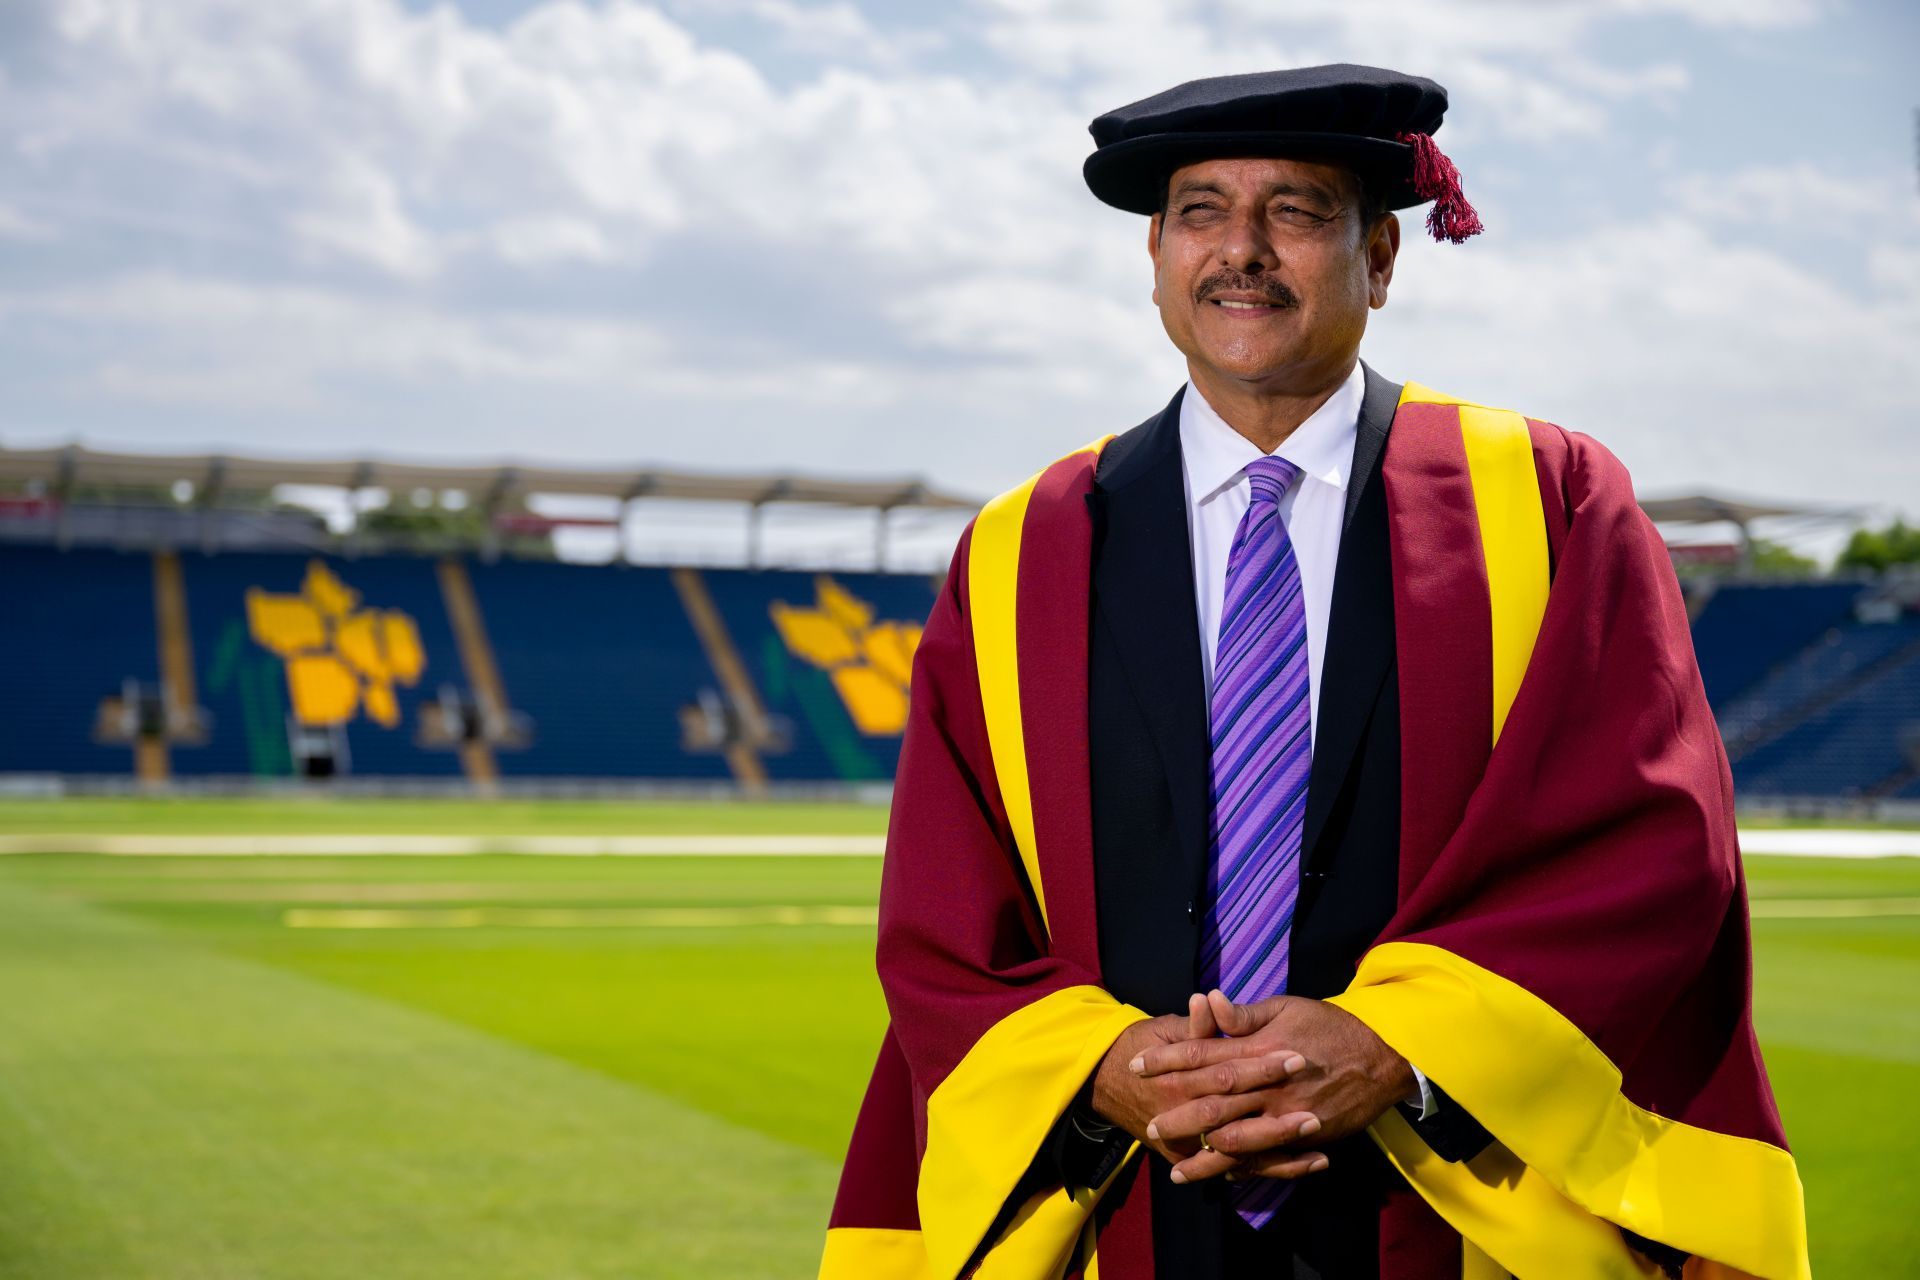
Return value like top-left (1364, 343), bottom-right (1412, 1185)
top-left (0, 798), bottom-right (1913, 1277)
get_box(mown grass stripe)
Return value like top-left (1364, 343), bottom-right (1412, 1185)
top-left (8, 828), bottom-right (1915, 858)
top-left (0, 877), bottom-right (835, 1278)
top-left (1749, 897), bottom-right (1920, 918)
top-left (282, 904), bottom-right (880, 929)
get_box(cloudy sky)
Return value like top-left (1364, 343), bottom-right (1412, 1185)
top-left (2, 0), bottom-right (1915, 560)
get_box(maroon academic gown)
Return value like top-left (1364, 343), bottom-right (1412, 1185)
top-left (818, 364), bottom-right (1809, 1280)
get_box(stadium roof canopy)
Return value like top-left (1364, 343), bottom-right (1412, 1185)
top-left (1637, 492), bottom-right (1857, 526)
top-left (1639, 488), bottom-right (1866, 571)
top-left (4, 449), bottom-right (1869, 571)
top-left (0, 442), bottom-right (980, 511)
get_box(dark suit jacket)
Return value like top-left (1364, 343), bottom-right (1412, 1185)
top-left (976, 359), bottom-right (1690, 1280)
top-left (1026, 359), bottom-right (1492, 1280)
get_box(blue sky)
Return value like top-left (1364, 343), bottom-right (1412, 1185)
top-left (2, 0), bottom-right (1914, 562)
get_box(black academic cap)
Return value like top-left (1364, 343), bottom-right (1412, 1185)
top-left (1083, 62), bottom-right (1483, 243)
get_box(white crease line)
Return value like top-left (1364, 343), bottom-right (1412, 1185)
top-left (0, 835), bottom-right (887, 856)
top-left (1737, 830), bottom-right (1920, 858)
top-left (1750, 897), bottom-right (1920, 918)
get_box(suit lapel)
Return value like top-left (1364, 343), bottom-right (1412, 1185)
top-left (1301, 359), bottom-right (1401, 874)
top-left (1088, 385), bottom-right (1213, 899)
top-left (1088, 361), bottom-right (1403, 903)
top-left (1343, 360), bottom-right (1396, 534)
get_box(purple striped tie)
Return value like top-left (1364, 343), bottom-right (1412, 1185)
top-left (1198, 452), bottom-right (1310, 1229)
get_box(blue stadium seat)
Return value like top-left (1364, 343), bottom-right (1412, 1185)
top-left (1733, 639), bottom-right (1920, 797)
top-left (0, 545), bottom-right (161, 774)
top-left (9, 542), bottom-right (1912, 798)
top-left (0, 544), bottom-right (940, 783)
top-left (1689, 581), bottom-right (1866, 708)
top-left (1715, 619), bottom-right (1920, 749)
top-left (464, 560), bottom-right (732, 781)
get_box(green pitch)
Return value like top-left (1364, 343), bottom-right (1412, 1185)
top-left (0, 799), bottom-right (1912, 1277)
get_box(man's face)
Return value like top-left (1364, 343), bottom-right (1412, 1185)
top-left (1149, 155), bottom-right (1397, 391)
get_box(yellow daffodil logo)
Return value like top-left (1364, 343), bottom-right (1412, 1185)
top-left (246, 561), bottom-right (425, 728)
top-left (769, 576), bottom-right (921, 735)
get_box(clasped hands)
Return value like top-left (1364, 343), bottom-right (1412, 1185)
top-left (1090, 989), bottom-right (1418, 1186)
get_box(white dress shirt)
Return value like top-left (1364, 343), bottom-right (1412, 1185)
top-left (1179, 359), bottom-right (1363, 744)
top-left (1176, 358), bottom-right (1437, 1120)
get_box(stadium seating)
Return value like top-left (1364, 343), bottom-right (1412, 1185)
top-left (1713, 618), bottom-right (1920, 750)
top-left (1732, 639), bottom-right (1920, 797)
top-left (1688, 581), bottom-right (1867, 706)
top-left (0, 546), bottom-right (160, 775)
top-left (179, 550), bottom-right (465, 778)
top-left (701, 567), bottom-right (934, 784)
top-left (4, 542), bottom-right (1916, 799)
top-left (463, 559), bottom-right (734, 781)
top-left (0, 543), bottom-right (937, 784)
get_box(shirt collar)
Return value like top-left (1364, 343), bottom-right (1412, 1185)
top-left (1178, 358), bottom-right (1365, 507)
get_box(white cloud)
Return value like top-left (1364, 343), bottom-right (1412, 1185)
top-left (485, 214), bottom-right (614, 265)
top-left (0, 268), bottom-right (931, 423)
top-left (712, 0), bottom-right (933, 65)
top-left (3, 271), bottom-right (665, 406)
top-left (1611, 0), bottom-right (1832, 28)
top-left (0, 0), bottom-right (1907, 530)
top-left (0, 204), bottom-right (55, 240)
top-left (289, 151), bottom-right (442, 277)
top-left (1370, 199), bottom-right (1920, 510)
top-left (1665, 163), bottom-right (1909, 230)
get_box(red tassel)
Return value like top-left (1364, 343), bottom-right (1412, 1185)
top-left (1395, 129), bottom-right (1483, 244)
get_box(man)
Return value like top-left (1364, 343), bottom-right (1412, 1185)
top-left (820, 64), bottom-right (1809, 1280)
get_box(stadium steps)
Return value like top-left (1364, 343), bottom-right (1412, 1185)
top-left (1870, 768), bottom-right (1919, 799)
top-left (433, 556), bottom-right (507, 786)
top-left (669, 566), bottom-right (774, 791)
top-left (147, 549), bottom-right (209, 780)
top-left (699, 567), bottom-right (936, 784)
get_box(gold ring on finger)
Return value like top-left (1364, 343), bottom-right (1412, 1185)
top-left (1199, 1131), bottom-right (1215, 1153)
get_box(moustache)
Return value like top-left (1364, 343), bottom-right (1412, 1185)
top-left (1199, 278), bottom-right (1298, 307)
